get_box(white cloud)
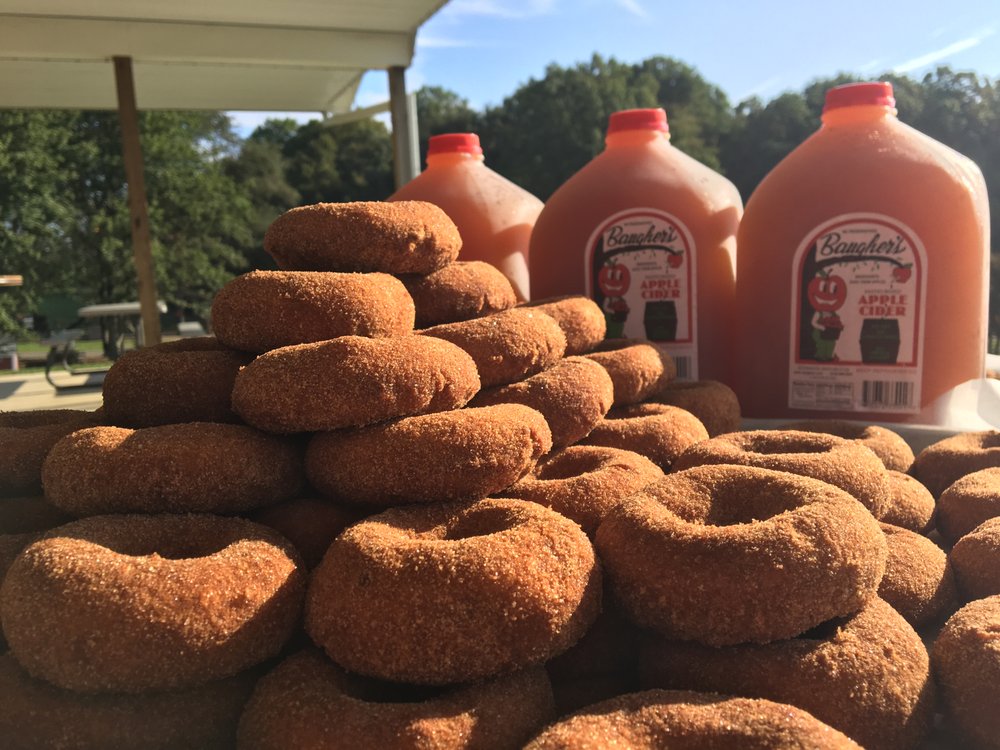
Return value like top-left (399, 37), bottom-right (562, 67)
top-left (416, 34), bottom-right (477, 49)
top-left (858, 58), bottom-right (885, 73)
top-left (614, 0), bottom-right (648, 19)
top-left (734, 76), bottom-right (784, 102)
top-left (892, 27), bottom-right (995, 74)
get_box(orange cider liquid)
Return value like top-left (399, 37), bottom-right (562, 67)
top-left (389, 133), bottom-right (542, 301)
top-left (734, 82), bottom-right (990, 423)
top-left (528, 109), bottom-right (742, 382)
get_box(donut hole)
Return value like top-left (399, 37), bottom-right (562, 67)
top-left (535, 453), bottom-right (608, 482)
top-left (739, 432), bottom-right (834, 456)
top-left (338, 673), bottom-right (451, 704)
top-left (798, 614), bottom-right (851, 641)
top-left (663, 474), bottom-right (812, 527)
top-left (444, 506), bottom-right (522, 541)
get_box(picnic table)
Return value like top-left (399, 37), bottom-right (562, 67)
top-left (44, 300), bottom-right (166, 391)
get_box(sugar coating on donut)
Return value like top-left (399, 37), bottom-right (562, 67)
top-left (584, 341), bottom-right (675, 406)
top-left (0, 514), bottom-right (305, 693)
top-left (42, 424), bottom-right (305, 516)
top-left (401, 261), bottom-right (518, 327)
top-left (264, 201), bottom-right (460, 274)
top-left (0, 653), bottom-right (256, 750)
top-left (877, 522), bottom-right (959, 628)
top-left (421, 308), bottom-right (567, 388)
top-left (305, 498), bottom-right (601, 685)
top-left (101, 343), bottom-right (251, 427)
top-left (784, 419), bottom-right (914, 472)
top-left (639, 598), bottom-right (935, 750)
top-left (652, 380), bottom-right (741, 436)
top-left (935, 467), bottom-right (1000, 545)
top-left (232, 335), bottom-right (481, 434)
top-left (881, 471), bottom-right (935, 533)
top-left (524, 689), bottom-right (861, 749)
top-left (932, 596), bottom-right (1000, 749)
top-left (596, 464), bottom-right (886, 646)
top-left (0, 410), bottom-right (97, 498)
top-left (505, 445), bottom-right (663, 534)
top-left (238, 650), bottom-right (555, 750)
top-left (470, 357), bottom-right (614, 448)
top-left (581, 402), bottom-right (708, 470)
top-left (911, 430), bottom-right (1000, 498)
top-left (672, 429), bottom-right (891, 518)
top-left (949, 517), bottom-right (1000, 601)
top-left (306, 404), bottom-right (552, 506)
top-left (521, 296), bottom-right (606, 356)
top-left (211, 270), bottom-right (415, 353)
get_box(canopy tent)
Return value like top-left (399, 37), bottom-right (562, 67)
top-left (0, 0), bottom-right (448, 344)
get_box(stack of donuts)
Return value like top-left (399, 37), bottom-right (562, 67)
top-left (0, 199), bottom-right (996, 749)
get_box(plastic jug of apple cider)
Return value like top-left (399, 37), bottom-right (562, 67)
top-left (528, 108), bottom-right (742, 382)
top-left (388, 133), bottom-right (542, 301)
top-left (734, 82), bottom-right (990, 425)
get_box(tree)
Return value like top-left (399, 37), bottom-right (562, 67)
top-left (415, 86), bottom-right (482, 163)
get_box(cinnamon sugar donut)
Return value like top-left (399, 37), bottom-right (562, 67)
top-left (932, 595), bottom-right (1000, 749)
top-left (304, 498), bottom-right (600, 684)
top-left (524, 690), bottom-right (861, 749)
top-left (911, 430), bottom-right (1000, 498)
top-left (401, 261), bottom-right (518, 327)
top-left (949, 518), bottom-right (1000, 601)
top-left (231, 335), bottom-right (480, 434)
top-left (470, 357), bottom-right (613, 448)
top-left (211, 270), bottom-right (415, 353)
top-left (238, 650), bottom-right (554, 750)
top-left (522, 296), bottom-right (606, 356)
top-left (42, 424), bottom-right (304, 516)
top-left (881, 470), bottom-right (935, 533)
top-left (306, 405), bottom-right (551, 506)
top-left (672, 430), bottom-right (892, 518)
top-left (101, 339), bottom-right (251, 427)
top-left (584, 340), bottom-right (675, 406)
top-left (0, 410), bottom-right (96, 497)
top-left (0, 653), bottom-right (255, 750)
top-left (784, 419), bottom-right (914, 472)
top-left (505, 446), bottom-right (663, 534)
top-left (639, 597), bottom-right (935, 750)
top-left (935, 467), bottom-right (1000, 545)
top-left (421, 308), bottom-right (566, 388)
top-left (653, 379), bottom-right (741, 436)
top-left (264, 201), bottom-right (460, 274)
top-left (595, 465), bottom-right (886, 646)
top-left (878, 523), bottom-right (959, 628)
top-left (0, 514), bottom-right (305, 692)
top-left (249, 498), bottom-right (361, 569)
top-left (581, 402), bottom-right (708, 470)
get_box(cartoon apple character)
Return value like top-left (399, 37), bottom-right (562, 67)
top-left (598, 262), bottom-right (631, 297)
top-left (892, 265), bottom-right (912, 283)
top-left (807, 272), bottom-right (847, 312)
top-left (667, 251), bottom-right (683, 269)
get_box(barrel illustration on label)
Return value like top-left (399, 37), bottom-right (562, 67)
top-left (586, 208), bottom-right (697, 377)
top-left (789, 213), bottom-right (926, 413)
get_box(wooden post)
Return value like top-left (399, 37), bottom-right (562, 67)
top-left (113, 55), bottom-right (161, 347)
top-left (388, 66), bottom-right (419, 189)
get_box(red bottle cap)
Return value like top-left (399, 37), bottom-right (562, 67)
top-left (823, 82), bottom-right (896, 113)
top-left (427, 133), bottom-right (483, 156)
top-left (607, 108), bottom-right (669, 135)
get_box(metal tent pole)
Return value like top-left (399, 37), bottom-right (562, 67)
top-left (388, 65), bottom-right (419, 189)
top-left (113, 55), bottom-right (162, 347)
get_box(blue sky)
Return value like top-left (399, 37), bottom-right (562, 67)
top-left (229, 0), bottom-right (1000, 136)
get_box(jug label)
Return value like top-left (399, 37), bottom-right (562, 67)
top-left (585, 209), bottom-right (697, 379)
top-left (788, 213), bottom-right (926, 413)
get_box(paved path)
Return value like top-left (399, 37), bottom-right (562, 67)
top-left (0, 372), bottom-right (103, 413)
